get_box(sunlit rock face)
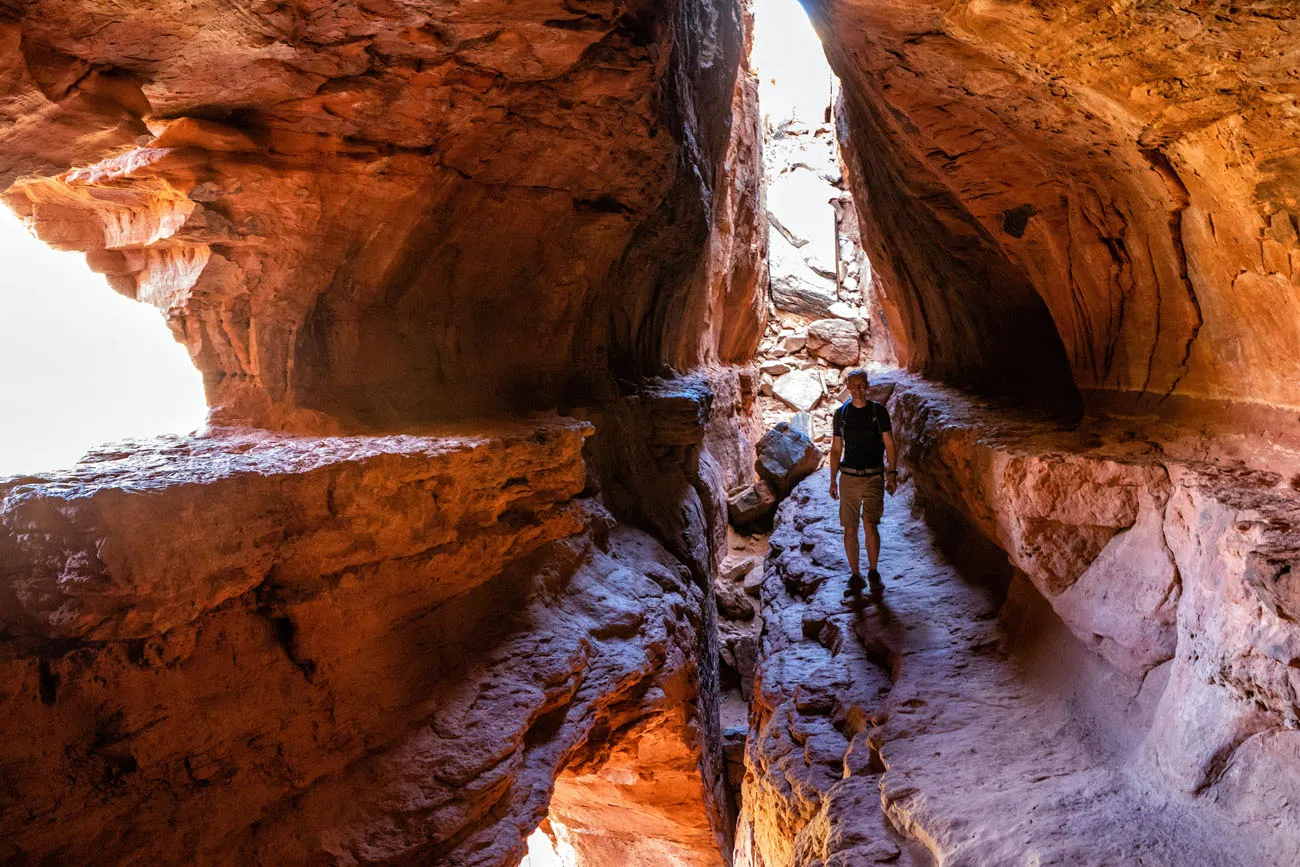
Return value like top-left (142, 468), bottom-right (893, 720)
top-left (0, 0), bottom-right (763, 429)
top-left (807, 0), bottom-right (1300, 418)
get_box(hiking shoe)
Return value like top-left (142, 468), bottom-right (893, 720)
top-left (844, 572), bottom-right (866, 597)
top-left (867, 569), bottom-right (884, 591)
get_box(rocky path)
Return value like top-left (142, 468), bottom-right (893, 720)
top-left (736, 471), bottom-right (1278, 866)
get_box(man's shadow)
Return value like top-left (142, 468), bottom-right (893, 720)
top-left (844, 583), bottom-right (893, 623)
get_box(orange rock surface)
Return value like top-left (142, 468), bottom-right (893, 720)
top-left (1, 0), bottom-right (762, 430)
top-left (0, 420), bottom-right (738, 865)
top-left (807, 0), bottom-right (1300, 419)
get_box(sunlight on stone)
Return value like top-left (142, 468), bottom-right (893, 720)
top-left (0, 206), bottom-right (208, 477)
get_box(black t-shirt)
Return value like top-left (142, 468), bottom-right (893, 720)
top-left (832, 400), bottom-right (892, 470)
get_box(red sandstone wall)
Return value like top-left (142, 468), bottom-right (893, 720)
top-left (0, 0), bottom-right (762, 430)
top-left (809, 0), bottom-right (1300, 420)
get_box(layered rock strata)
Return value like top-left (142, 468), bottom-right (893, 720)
top-left (1, 0), bottom-right (761, 429)
top-left (0, 419), bottom-right (733, 865)
top-left (807, 0), bottom-right (1300, 419)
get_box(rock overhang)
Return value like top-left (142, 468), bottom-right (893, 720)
top-left (1, 0), bottom-right (762, 431)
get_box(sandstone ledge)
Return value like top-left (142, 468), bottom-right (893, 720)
top-left (0, 420), bottom-right (593, 641)
top-left (0, 420), bottom-right (732, 865)
top-left (888, 372), bottom-right (1300, 857)
top-left (739, 468), bottom-right (1299, 865)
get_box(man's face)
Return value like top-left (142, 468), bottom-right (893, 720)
top-left (846, 375), bottom-right (869, 400)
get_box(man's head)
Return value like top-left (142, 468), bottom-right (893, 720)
top-left (845, 368), bottom-right (870, 402)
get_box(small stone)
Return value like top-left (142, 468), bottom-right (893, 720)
top-left (781, 332), bottom-right (807, 353)
top-left (759, 359), bottom-right (792, 376)
top-left (716, 580), bottom-right (756, 621)
top-left (728, 480), bottom-right (778, 526)
top-left (721, 555), bottom-right (760, 583)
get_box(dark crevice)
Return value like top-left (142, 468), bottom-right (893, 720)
top-left (37, 657), bottom-right (59, 705)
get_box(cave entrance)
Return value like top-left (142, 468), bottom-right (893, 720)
top-left (0, 206), bottom-right (207, 477)
top-left (750, 0), bottom-right (887, 447)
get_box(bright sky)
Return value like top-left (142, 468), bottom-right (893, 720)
top-left (0, 206), bottom-right (208, 478)
top-left (751, 0), bottom-right (836, 125)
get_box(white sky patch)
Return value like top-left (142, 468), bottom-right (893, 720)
top-left (519, 827), bottom-right (567, 867)
top-left (751, 0), bottom-right (836, 125)
top-left (0, 206), bottom-right (208, 477)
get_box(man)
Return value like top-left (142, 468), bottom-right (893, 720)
top-left (828, 369), bottom-right (898, 595)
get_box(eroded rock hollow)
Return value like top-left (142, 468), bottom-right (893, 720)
top-left (4, 0), bottom-right (1300, 865)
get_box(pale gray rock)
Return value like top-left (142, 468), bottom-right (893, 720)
top-left (772, 369), bottom-right (823, 412)
top-left (789, 411), bottom-right (813, 441)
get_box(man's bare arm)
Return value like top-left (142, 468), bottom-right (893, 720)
top-left (883, 431), bottom-right (898, 494)
top-left (829, 435), bottom-right (843, 498)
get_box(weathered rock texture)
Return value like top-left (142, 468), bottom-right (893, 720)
top-left (1, 0), bottom-right (763, 429)
top-left (885, 373), bottom-right (1300, 862)
top-left (1, 1), bottom-right (775, 862)
top-left (0, 419), bottom-right (741, 865)
top-left (807, 0), bottom-right (1300, 419)
top-left (737, 460), bottom-right (1300, 865)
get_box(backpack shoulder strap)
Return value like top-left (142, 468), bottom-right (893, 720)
top-left (868, 400), bottom-right (883, 434)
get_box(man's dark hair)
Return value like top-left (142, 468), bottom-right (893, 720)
top-left (845, 368), bottom-right (869, 384)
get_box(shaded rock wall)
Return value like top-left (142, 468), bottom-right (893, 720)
top-left (0, 420), bottom-right (737, 865)
top-left (889, 373), bottom-right (1300, 859)
top-left (806, 0), bottom-right (1300, 418)
top-left (1, 1), bottom-right (771, 862)
top-left (1, 0), bottom-right (762, 429)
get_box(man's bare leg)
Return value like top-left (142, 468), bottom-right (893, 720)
top-left (865, 522), bottom-right (884, 591)
top-left (843, 527), bottom-right (861, 576)
top-left (864, 523), bottom-right (881, 571)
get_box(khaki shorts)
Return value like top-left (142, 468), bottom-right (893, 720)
top-left (839, 473), bottom-right (885, 530)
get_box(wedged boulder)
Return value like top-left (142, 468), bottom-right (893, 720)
top-left (805, 318), bottom-right (861, 365)
top-left (755, 422), bottom-right (822, 497)
top-left (728, 480), bottom-right (778, 527)
top-left (772, 368), bottom-right (823, 412)
top-left (770, 232), bottom-right (838, 319)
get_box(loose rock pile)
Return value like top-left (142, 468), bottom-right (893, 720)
top-left (756, 115), bottom-right (874, 450)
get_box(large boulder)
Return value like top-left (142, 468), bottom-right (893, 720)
top-left (805, 318), bottom-right (862, 365)
top-left (769, 231), bottom-right (839, 319)
top-left (755, 422), bottom-right (823, 497)
top-left (772, 369), bottom-right (823, 412)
